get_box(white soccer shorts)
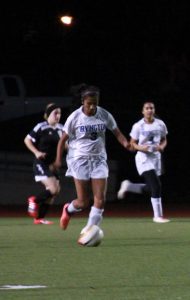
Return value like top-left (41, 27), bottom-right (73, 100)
top-left (135, 152), bottom-right (162, 176)
top-left (65, 156), bottom-right (109, 180)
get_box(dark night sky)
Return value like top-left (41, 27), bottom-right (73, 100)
top-left (1, 1), bottom-right (190, 99)
top-left (0, 1), bottom-right (190, 194)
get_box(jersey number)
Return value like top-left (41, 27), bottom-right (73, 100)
top-left (90, 132), bottom-right (98, 140)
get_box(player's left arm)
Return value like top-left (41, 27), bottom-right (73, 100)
top-left (156, 137), bottom-right (167, 152)
top-left (112, 127), bottom-right (131, 150)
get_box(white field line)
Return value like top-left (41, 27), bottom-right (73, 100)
top-left (0, 285), bottom-right (47, 290)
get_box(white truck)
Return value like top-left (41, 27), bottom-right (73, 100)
top-left (0, 74), bottom-right (72, 121)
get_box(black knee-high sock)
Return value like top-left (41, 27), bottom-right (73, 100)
top-left (35, 190), bottom-right (52, 204)
top-left (37, 203), bottom-right (50, 219)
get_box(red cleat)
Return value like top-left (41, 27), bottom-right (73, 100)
top-left (60, 203), bottom-right (70, 230)
top-left (34, 218), bottom-right (54, 225)
top-left (28, 196), bottom-right (38, 218)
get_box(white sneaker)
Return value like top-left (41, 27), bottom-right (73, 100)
top-left (117, 180), bottom-right (131, 199)
top-left (153, 217), bottom-right (170, 223)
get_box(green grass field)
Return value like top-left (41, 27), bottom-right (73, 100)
top-left (0, 217), bottom-right (190, 300)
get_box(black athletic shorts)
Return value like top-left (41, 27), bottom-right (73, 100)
top-left (33, 160), bottom-right (60, 182)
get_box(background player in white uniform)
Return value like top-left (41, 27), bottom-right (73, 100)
top-left (55, 85), bottom-right (130, 231)
top-left (24, 103), bottom-right (64, 224)
top-left (117, 101), bottom-right (170, 223)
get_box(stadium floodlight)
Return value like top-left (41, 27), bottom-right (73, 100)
top-left (60, 16), bottom-right (73, 26)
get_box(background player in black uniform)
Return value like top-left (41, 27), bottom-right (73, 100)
top-left (24, 103), bottom-right (64, 224)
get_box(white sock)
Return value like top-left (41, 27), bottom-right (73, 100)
top-left (151, 197), bottom-right (163, 218)
top-left (67, 201), bottom-right (82, 214)
top-left (127, 182), bottom-right (145, 194)
top-left (86, 206), bottom-right (104, 228)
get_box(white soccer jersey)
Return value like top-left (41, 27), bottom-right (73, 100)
top-left (63, 106), bottom-right (117, 160)
top-left (130, 118), bottom-right (168, 175)
top-left (130, 118), bottom-right (168, 146)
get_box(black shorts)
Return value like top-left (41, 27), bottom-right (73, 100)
top-left (33, 160), bottom-right (60, 182)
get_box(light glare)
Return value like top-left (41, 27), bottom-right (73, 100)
top-left (60, 16), bottom-right (73, 25)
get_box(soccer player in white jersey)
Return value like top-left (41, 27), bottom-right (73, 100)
top-left (117, 101), bottom-right (170, 223)
top-left (55, 85), bottom-right (130, 231)
top-left (24, 103), bottom-right (64, 224)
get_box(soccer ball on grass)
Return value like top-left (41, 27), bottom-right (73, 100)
top-left (78, 225), bottom-right (104, 247)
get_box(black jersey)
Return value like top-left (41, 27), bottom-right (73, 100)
top-left (27, 121), bottom-right (64, 164)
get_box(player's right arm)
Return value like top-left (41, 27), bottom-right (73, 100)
top-left (130, 122), bottom-right (150, 153)
top-left (24, 136), bottom-right (46, 159)
top-left (130, 138), bottom-right (149, 152)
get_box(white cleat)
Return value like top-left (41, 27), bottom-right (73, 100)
top-left (153, 217), bottom-right (170, 223)
top-left (117, 180), bottom-right (131, 199)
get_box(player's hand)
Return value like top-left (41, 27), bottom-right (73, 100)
top-left (49, 164), bottom-right (56, 172)
top-left (140, 145), bottom-right (150, 152)
top-left (155, 145), bottom-right (164, 152)
top-left (123, 141), bottom-right (133, 151)
top-left (128, 143), bottom-right (136, 152)
top-left (53, 160), bottom-right (62, 170)
top-left (35, 151), bottom-right (46, 159)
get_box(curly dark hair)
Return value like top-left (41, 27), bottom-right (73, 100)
top-left (81, 85), bottom-right (100, 100)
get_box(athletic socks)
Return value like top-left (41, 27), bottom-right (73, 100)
top-left (151, 197), bottom-right (163, 218)
top-left (67, 203), bottom-right (104, 229)
top-left (67, 201), bottom-right (82, 214)
top-left (86, 206), bottom-right (104, 228)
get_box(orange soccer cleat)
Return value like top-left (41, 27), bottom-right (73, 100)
top-left (60, 203), bottom-right (71, 230)
top-left (28, 196), bottom-right (38, 218)
top-left (34, 218), bottom-right (54, 225)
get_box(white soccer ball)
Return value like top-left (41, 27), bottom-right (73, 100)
top-left (78, 225), bottom-right (104, 247)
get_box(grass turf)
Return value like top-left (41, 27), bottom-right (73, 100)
top-left (0, 217), bottom-right (190, 300)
